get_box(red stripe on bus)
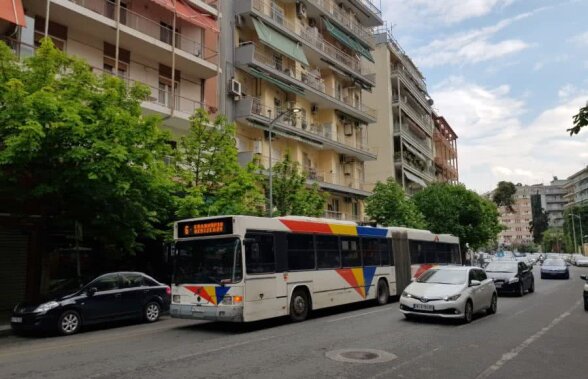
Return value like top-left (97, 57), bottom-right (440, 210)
top-left (280, 220), bottom-right (333, 234)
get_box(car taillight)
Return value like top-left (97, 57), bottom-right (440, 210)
top-left (166, 286), bottom-right (171, 296)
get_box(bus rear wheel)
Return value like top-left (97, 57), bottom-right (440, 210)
top-left (376, 280), bottom-right (390, 305)
top-left (289, 289), bottom-right (310, 322)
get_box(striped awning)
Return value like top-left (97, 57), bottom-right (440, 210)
top-left (249, 67), bottom-right (305, 96)
top-left (149, 0), bottom-right (218, 32)
top-left (252, 18), bottom-right (309, 66)
top-left (323, 18), bottom-right (374, 63)
top-left (0, 0), bottom-right (26, 26)
top-left (404, 171), bottom-right (427, 188)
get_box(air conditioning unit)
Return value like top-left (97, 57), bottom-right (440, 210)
top-left (301, 120), bottom-right (308, 130)
top-left (344, 163), bottom-right (353, 176)
top-left (311, 103), bottom-right (319, 114)
top-left (296, 1), bottom-right (307, 18)
top-left (253, 140), bottom-right (262, 155)
top-left (344, 123), bottom-right (353, 136)
top-left (230, 78), bottom-right (242, 100)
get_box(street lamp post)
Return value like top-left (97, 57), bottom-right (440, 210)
top-left (267, 107), bottom-right (301, 217)
top-left (571, 212), bottom-right (578, 254)
top-left (572, 213), bottom-right (584, 254)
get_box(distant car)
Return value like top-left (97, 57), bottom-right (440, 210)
top-left (400, 266), bottom-right (497, 324)
top-left (11, 272), bottom-right (170, 335)
top-left (575, 256), bottom-right (588, 267)
top-left (580, 275), bottom-right (588, 311)
top-left (485, 261), bottom-right (534, 296)
top-left (540, 259), bottom-right (570, 279)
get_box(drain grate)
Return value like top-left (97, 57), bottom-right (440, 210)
top-left (326, 349), bottom-right (398, 364)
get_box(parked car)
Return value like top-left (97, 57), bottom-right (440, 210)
top-left (11, 272), bottom-right (170, 335)
top-left (540, 259), bottom-right (570, 279)
top-left (400, 266), bottom-right (497, 324)
top-left (485, 261), bottom-right (534, 296)
top-left (575, 256), bottom-right (588, 267)
top-left (580, 275), bottom-right (588, 311)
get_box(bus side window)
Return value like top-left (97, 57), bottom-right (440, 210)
top-left (361, 238), bottom-right (380, 266)
top-left (244, 233), bottom-right (275, 274)
top-left (382, 239), bottom-right (392, 266)
top-left (287, 234), bottom-right (315, 271)
top-left (341, 237), bottom-right (361, 267)
top-left (316, 236), bottom-right (340, 269)
top-left (409, 241), bottom-right (425, 264)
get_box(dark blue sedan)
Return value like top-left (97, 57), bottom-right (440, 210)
top-left (11, 272), bottom-right (170, 335)
top-left (540, 258), bottom-right (570, 279)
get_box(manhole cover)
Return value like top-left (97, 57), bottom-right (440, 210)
top-left (326, 349), bottom-right (398, 364)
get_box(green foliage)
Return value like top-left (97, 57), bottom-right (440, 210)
top-left (529, 209), bottom-right (549, 244)
top-left (510, 242), bottom-right (539, 253)
top-left (269, 153), bottom-right (328, 217)
top-left (365, 178), bottom-right (426, 228)
top-left (0, 39), bottom-right (176, 251)
top-left (492, 181), bottom-right (517, 211)
top-left (412, 183), bottom-right (503, 251)
top-left (563, 204), bottom-right (588, 253)
top-left (542, 228), bottom-right (567, 253)
top-left (175, 109), bottom-right (265, 218)
top-left (568, 102), bottom-right (588, 135)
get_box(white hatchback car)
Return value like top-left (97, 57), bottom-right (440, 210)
top-left (400, 266), bottom-right (497, 323)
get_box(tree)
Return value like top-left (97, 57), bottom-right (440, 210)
top-left (269, 153), bottom-right (327, 217)
top-left (492, 181), bottom-right (517, 212)
top-left (568, 102), bottom-right (588, 135)
top-left (542, 228), bottom-right (566, 253)
top-left (529, 209), bottom-right (549, 244)
top-left (412, 183), bottom-right (503, 252)
top-left (174, 109), bottom-right (265, 218)
top-left (365, 178), bottom-right (426, 228)
top-left (0, 39), bottom-right (177, 251)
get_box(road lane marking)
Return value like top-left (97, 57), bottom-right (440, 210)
top-left (475, 300), bottom-right (582, 379)
top-left (326, 307), bottom-right (392, 323)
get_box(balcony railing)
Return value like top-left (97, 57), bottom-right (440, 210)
top-left (249, 0), bottom-right (371, 79)
top-left (248, 98), bottom-right (374, 157)
top-left (251, 45), bottom-right (376, 119)
top-left (391, 65), bottom-right (429, 107)
top-left (354, 0), bottom-right (382, 17)
top-left (392, 95), bottom-right (432, 134)
top-left (68, 0), bottom-right (218, 64)
top-left (394, 124), bottom-right (432, 153)
top-left (313, 0), bottom-right (375, 47)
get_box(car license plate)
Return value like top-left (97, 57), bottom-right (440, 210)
top-left (413, 303), bottom-right (434, 311)
top-left (11, 317), bottom-right (22, 323)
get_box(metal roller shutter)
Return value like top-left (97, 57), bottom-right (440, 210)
top-left (0, 227), bottom-right (29, 311)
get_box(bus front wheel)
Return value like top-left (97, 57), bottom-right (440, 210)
top-left (289, 289), bottom-right (310, 322)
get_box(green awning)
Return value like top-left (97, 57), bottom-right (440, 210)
top-left (323, 18), bottom-right (374, 63)
top-left (249, 67), bottom-right (305, 96)
top-left (252, 18), bottom-right (309, 66)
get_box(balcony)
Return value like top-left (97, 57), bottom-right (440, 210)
top-left (235, 43), bottom-right (377, 123)
top-left (235, 97), bottom-right (376, 161)
top-left (49, 0), bottom-right (218, 78)
top-left (392, 95), bottom-right (433, 135)
top-left (394, 124), bottom-right (433, 158)
top-left (235, 0), bottom-right (374, 86)
top-left (186, 0), bottom-right (219, 16)
top-left (391, 65), bottom-right (429, 111)
top-left (309, 0), bottom-right (375, 48)
top-left (324, 210), bottom-right (368, 222)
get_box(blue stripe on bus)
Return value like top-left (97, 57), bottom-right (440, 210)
top-left (356, 227), bottom-right (388, 237)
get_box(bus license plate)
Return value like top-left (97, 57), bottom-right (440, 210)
top-left (413, 304), bottom-right (434, 311)
top-left (191, 306), bottom-right (203, 313)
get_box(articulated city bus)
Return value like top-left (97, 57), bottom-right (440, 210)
top-left (170, 216), bottom-right (460, 323)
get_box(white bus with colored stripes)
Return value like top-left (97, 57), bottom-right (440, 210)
top-left (170, 216), bottom-right (460, 323)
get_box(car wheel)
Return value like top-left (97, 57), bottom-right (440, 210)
top-left (463, 300), bottom-right (473, 324)
top-left (58, 310), bottom-right (81, 335)
top-left (564, 273), bottom-right (570, 280)
top-left (517, 283), bottom-right (524, 297)
top-left (487, 294), bottom-right (497, 315)
top-left (144, 301), bottom-right (161, 323)
top-left (376, 280), bottom-right (390, 305)
top-left (541, 274), bottom-right (545, 279)
top-left (289, 289), bottom-right (310, 322)
top-left (528, 280), bottom-right (535, 293)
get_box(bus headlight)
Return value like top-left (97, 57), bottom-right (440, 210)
top-left (221, 296), bottom-right (243, 305)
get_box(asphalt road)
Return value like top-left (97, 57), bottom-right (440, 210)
top-left (1, 265), bottom-right (587, 379)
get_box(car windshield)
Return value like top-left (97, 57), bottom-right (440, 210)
top-left (416, 269), bottom-right (466, 285)
top-left (543, 259), bottom-right (565, 266)
top-left (485, 262), bottom-right (518, 273)
top-left (174, 238), bottom-right (242, 285)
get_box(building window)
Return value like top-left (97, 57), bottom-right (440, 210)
top-left (34, 17), bottom-right (67, 51)
top-left (103, 42), bottom-right (130, 78)
top-left (158, 64), bottom-right (180, 109)
top-left (160, 22), bottom-right (181, 48)
top-left (105, 0), bottom-right (128, 24)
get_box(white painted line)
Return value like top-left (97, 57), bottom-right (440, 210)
top-left (326, 307), bottom-right (392, 323)
top-left (475, 300), bottom-right (582, 379)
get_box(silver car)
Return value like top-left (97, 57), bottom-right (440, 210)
top-left (400, 266), bottom-right (497, 324)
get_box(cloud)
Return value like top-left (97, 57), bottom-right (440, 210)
top-left (411, 11), bottom-right (538, 67)
top-left (382, 0), bottom-right (514, 28)
top-left (569, 31), bottom-right (588, 46)
top-left (431, 79), bottom-right (588, 193)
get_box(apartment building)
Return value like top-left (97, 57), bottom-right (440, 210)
top-left (544, 178), bottom-right (568, 228)
top-left (433, 115), bottom-right (458, 184)
top-left (564, 166), bottom-right (588, 209)
top-left (496, 184), bottom-right (546, 247)
top-left (0, 0), bottom-right (219, 311)
top-left (221, 0), bottom-right (383, 221)
top-left (364, 28), bottom-right (436, 195)
top-left (2, 0), bottom-right (220, 136)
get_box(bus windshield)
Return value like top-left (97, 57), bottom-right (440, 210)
top-left (174, 238), bottom-right (242, 285)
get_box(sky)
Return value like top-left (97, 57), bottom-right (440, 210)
top-left (380, 0), bottom-right (588, 193)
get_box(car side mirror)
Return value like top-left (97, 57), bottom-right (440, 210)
top-left (87, 287), bottom-right (97, 296)
top-left (470, 280), bottom-right (481, 287)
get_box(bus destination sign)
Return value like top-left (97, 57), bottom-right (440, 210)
top-left (177, 218), bottom-right (233, 238)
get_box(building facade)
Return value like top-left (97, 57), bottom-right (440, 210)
top-left (563, 166), bottom-right (588, 209)
top-left (544, 178), bottom-right (569, 228)
top-left (433, 115), bottom-right (458, 184)
top-left (221, 0), bottom-right (383, 221)
top-left (364, 28), bottom-right (436, 195)
top-left (496, 184), bottom-right (546, 247)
